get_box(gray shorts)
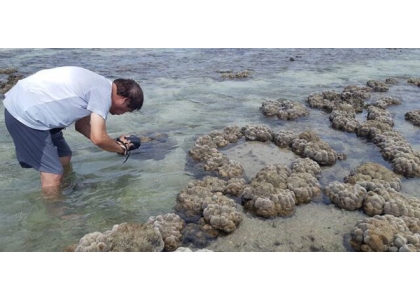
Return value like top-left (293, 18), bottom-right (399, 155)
top-left (4, 109), bottom-right (72, 175)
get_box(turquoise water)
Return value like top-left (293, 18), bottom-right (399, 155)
top-left (1, 48), bottom-right (420, 251)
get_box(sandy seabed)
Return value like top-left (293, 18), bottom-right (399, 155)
top-left (203, 140), bottom-right (365, 252)
top-left (206, 202), bottom-right (365, 252)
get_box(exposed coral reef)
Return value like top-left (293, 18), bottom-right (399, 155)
top-left (308, 83), bottom-right (420, 178)
top-left (174, 175), bottom-right (244, 247)
top-left (371, 96), bottom-right (401, 109)
top-left (0, 68), bottom-right (23, 94)
top-left (220, 70), bottom-right (250, 79)
top-left (408, 78), bottom-right (420, 87)
top-left (324, 162), bottom-right (420, 251)
top-left (405, 110), bottom-right (420, 126)
top-left (75, 223), bottom-right (165, 252)
top-left (241, 158), bottom-right (322, 218)
top-left (350, 214), bottom-right (420, 252)
top-left (260, 99), bottom-right (309, 120)
top-left (147, 213), bottom-right (186, 251)
top-left (366, 80), bottom-right (389, 92)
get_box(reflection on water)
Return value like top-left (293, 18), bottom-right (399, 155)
top-left (1, 48), bottom-right (420, 251)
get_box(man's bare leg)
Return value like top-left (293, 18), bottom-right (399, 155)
top-left (40, 155), bottom-right (72, 199)
top-left (40, 172), bottom-right (63, 200)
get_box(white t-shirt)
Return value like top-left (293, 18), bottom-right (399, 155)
top-left (3, 66), bottom-right (112, 130)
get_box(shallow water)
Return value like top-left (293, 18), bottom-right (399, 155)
top-left (1, 48), bottom-right (420, 251)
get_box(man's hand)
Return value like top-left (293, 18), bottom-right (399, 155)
top-left (125, 135), bottom-right (141, 150)
top-left (116, 134), bottom-right (141, 155)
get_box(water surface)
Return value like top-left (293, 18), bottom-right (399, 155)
top-left (1, 48), bottom-right (420, 251)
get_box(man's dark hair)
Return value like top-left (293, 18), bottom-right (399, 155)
top-left (113, 78), bottom-right (144, 110)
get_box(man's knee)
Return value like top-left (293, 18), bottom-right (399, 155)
top-left (40, 172), bottom-right (63, 187)
top-left (40, 172), bottom-right (63, 200)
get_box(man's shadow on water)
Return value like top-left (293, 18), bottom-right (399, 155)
top-left (127, 131), bottom-right (178, 161)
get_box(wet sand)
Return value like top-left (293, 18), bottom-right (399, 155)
top-left (206, 202), bottom-right (365, 252)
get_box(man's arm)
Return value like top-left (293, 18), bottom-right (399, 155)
top-left (75, 115), bottom-right (92, 139)
top-left (75, 113), bottom-right (130, 154)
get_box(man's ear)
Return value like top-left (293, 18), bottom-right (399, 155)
top-left (123, 97), bottom-right (131, 106)
top-left (116, 96), bottom-right (126, 105)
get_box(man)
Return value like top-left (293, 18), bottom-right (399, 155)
top-left (3, 66), bottom-right (143, 198)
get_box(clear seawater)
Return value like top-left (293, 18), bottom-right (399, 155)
top-left (1, 48), bottom-right (420, 251)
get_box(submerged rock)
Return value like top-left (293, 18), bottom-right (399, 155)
top-left (220, 70), bottom-right (250, 79)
